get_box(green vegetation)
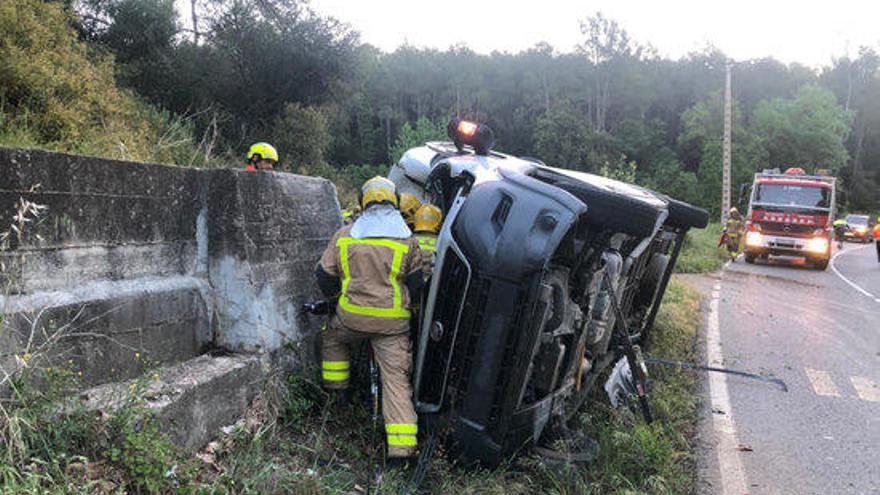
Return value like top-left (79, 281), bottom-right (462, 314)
top-left (676, 223), bottom-right (729, 274)
top-left (0, 280), bottom-right (703, 494)
top-left (0, 368), bottom-right (196, 494)
top-left (2, 0), bottom-right (878, 214)
top-left (0, 0), bottom-right (193, 163)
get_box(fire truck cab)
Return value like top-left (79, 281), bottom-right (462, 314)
top-left (743, 167), bottom-right (836, 270)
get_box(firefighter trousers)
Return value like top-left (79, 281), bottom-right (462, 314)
top-left (321, 319), bottom-right (418, 458)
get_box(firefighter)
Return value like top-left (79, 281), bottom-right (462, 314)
top-left (873, 217), bottom-right (880, 262)
top-left (413, 204), bottom-right (443, 277)
top-left (341, 200), bottom-right (361, 226)
top-left (315, 176), bottom-right (423, 464)
top-left (399, 193), bottom-right (422, 231)
top-left (723, 208), bottom-right (745, 261)
top-left (833, 218), bottom-right (848, 248)
top-left (246, 142), bottom-right (278, 171)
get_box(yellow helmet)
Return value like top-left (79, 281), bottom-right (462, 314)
top-left (399, 193), bottom-right (422, 227)
top-left (361, 176), bottom-right (398, 210)
top-left (414, 204), bottom-right (443, 234)
top-left (247, 142), bottom-right (279, 163)
top-left (729, 207), bottom-right (739, 215)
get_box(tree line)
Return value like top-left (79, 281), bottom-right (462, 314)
top-left (3, 0), bottom-right (878, 215)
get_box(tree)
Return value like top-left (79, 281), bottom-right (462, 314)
top-left (578, 13), bottom-right (644, 133)
top-left (270, 103), bottom-right (331, 171)
top-left (534, 105), bottom-right (594, 170)
top-left (78, 0), bottom-right (180, 103)
top-left (679, 92), bottom-right (768, 217)
top-left (753, 85), bottom-right (852, 172)
top-left (0, 0), bottom-right (177, 161)
top-left (389, 117), bottom-right (445, 163)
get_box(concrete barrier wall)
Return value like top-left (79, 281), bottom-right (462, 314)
top-left (1, 147), bottom-right (340, 386)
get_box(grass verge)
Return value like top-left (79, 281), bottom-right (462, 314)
top-left (676, 223), bottom-right (729, 274)
top-left (0, 279), bottom-right (703, 494)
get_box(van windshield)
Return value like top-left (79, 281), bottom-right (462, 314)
top-left (754, 184), bottom-right (830, 208)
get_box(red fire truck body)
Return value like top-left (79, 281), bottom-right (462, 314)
top-left (743, 168), bottom-right (836, 270)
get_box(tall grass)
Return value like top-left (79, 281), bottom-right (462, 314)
top-left (0, 280), bottom-right (704, 494)
top-left (676, 223), bottom-right (728, 274)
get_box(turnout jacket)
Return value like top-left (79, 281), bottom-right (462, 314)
top-left (318, 225), bottom-right (422, 334)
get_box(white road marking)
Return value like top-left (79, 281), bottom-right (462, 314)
top-left (829, 244), bottom-right (880, 304)
top-left (804, 368), bottom-right (841, 398)
top-left (707, 278), bottom-right (749, 495)
top-left (850, 376), bottom-right (880, 403)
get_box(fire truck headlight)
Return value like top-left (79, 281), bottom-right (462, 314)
top-left (806, 237), bottom-right (829, 254)
top-left (745, 231), bottom-right (763, 247)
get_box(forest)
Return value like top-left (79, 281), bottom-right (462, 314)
top-left (2, 0), bottom-right (878, 216)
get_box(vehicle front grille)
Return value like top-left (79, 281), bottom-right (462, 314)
top-left (758, 221), bottom-right (816, 236)
top-left (446, 275), bottom-right (490, 407)
top-left (418, 249), bottom-right (470, 407)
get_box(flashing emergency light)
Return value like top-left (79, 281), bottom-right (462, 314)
top-left (784, 167), bottom-right (806, 175)
top-left (458, 120), bottom-right (478, 137)
top-left (448, 118), bottom-right (495, 155)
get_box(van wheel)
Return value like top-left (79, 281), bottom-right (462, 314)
top-left (744, 253), bottom-right (756, 264)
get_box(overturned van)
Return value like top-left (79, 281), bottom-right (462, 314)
top-left (389, 120), bottom-right (709, 466)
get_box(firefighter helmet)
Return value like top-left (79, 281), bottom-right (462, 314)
top-left (360, 176), bottom-right (399, 210)
top-left (399, 193), bottom-right (422, 227)
top-left (247, 142), bottom-right (279, 163)
top-left (414, 204), bottom-right (443, 234)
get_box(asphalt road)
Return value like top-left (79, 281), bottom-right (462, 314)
top-left (696, 241), bottom-right (880, 495)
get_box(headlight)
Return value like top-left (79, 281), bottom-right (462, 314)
top-left (856, 226), bottom-right (868, 234)
top-left (745, 231), bottom-right (763, 247)
top-left (806, 237), bottom-right (829, 253)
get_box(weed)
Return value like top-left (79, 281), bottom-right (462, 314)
top-left (676, 223), bottom-right (728, 274)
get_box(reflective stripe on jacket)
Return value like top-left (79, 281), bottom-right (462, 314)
top-left (725, 217), bottom-right (743, 232)
top-left (415, 234), bottom-right (437, 252)
top-left (415, 233), bottom-right (438, 278)
top-left (873, 224), bottom-right (880, 240)
top-left (320, 225), bottom-right (420, 334)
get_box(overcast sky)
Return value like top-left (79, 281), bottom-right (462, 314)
top-left (308, 0), bottom-right (879, 67)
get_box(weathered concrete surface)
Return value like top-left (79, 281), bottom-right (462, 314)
top-left (206, 170), bottom-right (340, 351)
top-left (79, 353), bottom-right (271, 453)
top-left (1, 149), bottom-right (202, 293)
top-left (1, 276), bottom-right (212, 386)
top-left (1, 147), bottom-right (339, 387)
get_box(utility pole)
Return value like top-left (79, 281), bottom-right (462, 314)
top-left (722, 62), bottom-right (732, 224)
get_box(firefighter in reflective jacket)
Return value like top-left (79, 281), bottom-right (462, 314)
top-left (413, 204), bottom-right (443, 277)
top-left (723, 208), bottom-right (744, 260)
top-left (873, 217), bottom-right (880, 262)
top-left (315, 176), bottom-right (423, 460)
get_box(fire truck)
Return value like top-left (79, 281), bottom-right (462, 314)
top-left (743, 167), bottom-right (836, 270)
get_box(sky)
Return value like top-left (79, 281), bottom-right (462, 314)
top-left (308, 0), bottom-right (880, 67)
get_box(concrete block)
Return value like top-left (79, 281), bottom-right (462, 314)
top-left (79, 353), bottom-right (270, 453)
top-left (1, 276), bottom-right (212, 387)
top-left (206, 170), bottom-right (340, 351)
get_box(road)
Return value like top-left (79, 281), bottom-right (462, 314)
top-left (696, 242), bottom-right (880, 495)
